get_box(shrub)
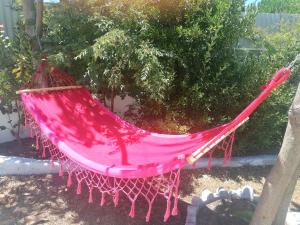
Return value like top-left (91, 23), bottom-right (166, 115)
top-left (0, 23), bottom-right (34, 135)
top-left (4, 0), bottom-right (298, 154)
top-left (235, 20), bottom-right (300, 154)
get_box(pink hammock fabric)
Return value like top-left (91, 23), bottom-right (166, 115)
top-left (20, 66), bottom-right (291, 221)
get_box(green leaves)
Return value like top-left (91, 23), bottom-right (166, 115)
top-left (39, 0), bottom-right (300, 153)
top-left (258, 0), bottom-right (300, 13)
top-left (76, 27), bottom-right (174, 102)
top-left (134, 42), bottom-right (174, 102)
top-left (0, 22), bottom-right (33, 106)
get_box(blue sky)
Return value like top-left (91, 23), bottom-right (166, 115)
top-left (44, 0), bottom-right (60, 3)
top-left (246, 0), bottom-right (261, 5)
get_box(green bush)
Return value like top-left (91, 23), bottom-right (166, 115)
top-left (40, 0), bottom-right (300, 154)
top-left (2, 0), bottom-right (299, 154)
top-left (43, 0), bottom-right (256, 116)
top-left (0, 23), bottom-right (34, 133)
top-left (235, 21), bottom-right (300, 154)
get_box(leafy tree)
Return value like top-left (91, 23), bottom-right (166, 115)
top-left (0, 23), bottom-right (34, 140)
top-left (2, 0), bottom-right (299, 154)
top-left (43, 0), bottom-right (256, 118)
top-left (258, 0), bottom-right (300, 13)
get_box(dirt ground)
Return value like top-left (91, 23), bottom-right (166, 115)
top-left (1, 140), bottom-right (300, 225)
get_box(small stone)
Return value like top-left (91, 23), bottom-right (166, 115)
top-left (230, 188), bottom-right (242, 198)
top-left (286, 212), bottom-right (300, 225)
top-left (201, 189), bottom-right (214, 202)
top-left (241, 186), bottom-right (254, 201)
top-left (217, 187), bottom-right (230, 199)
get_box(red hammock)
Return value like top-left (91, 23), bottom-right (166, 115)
top-left (19, 65), bottom-right (291, 222)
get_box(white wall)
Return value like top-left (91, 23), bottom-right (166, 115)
top-left (105, 95), bottom-right (137, 116)
top-left (0, 109), bottom-right (29, 144)
top-left (0, 95), bottom-right (136, 144)
top-left (0, 0), bottom-right (19, 38)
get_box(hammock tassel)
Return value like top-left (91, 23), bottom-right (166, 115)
top-left (67, 173), bottom-right (72, 187)
top-left (50, 156), bottom-right (55, 168)
top-left (24, 111), bottom-right (28, 128)
top-left (88, 188), bottom-right (93, 203)
top-left (146, 204), bottom-right (152, 222)
top-left (224, 134), bottom-right (235, 165)
top-left (164, 199), bottom-right (171, 222)
top-left (42, 145), bottom-right (46, 158)
top-left (35, 136), bottom-right (39, 151)
top-left (207, 151), bottom-right (213, 171)
top-left (30, 125), bottom-right (33, 138)
top-left (77, 182), bottom-right (82, 195)
top-left (100, 193), bottom-right (106, 206)
top-left (172, 197), bottom-right (178, 216)
top-left (224, 150), bottom-right (231, 165)
top-left (172, 170), bottom-right (180, 216)
top-left (129, 201), bottom-right (136, 218)
top-left (113, 191), bottom-right (119, 207)
top-left (59, 162), bottom-right (63, 176)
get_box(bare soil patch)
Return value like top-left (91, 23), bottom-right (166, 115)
top-left (1, 139), bottom-right (300, 224)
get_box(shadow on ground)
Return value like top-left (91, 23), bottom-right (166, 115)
top-left (179, 166), bottom-right (271, 198)
top-left (2, 140), bottom-right (300, 225)
top-left (0, 174), bottom-right (187, 225)
top-left (196, 199), bottom-right (255, 225)
top-left (0, 138), bottom-right (37, 158)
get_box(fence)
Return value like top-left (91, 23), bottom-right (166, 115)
top-left (256, 12), bottom-right (299, 32)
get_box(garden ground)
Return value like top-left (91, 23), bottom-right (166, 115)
top-left (0, 140), bottom-right (300, 225)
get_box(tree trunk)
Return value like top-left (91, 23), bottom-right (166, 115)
top-left (110, 89), bottom-right (115, 112)
top-left (22, 0), bottom-right (46, 86)
top-left (250, 82), bottom-right (300, 225)
top-left (272, 162), bottom-right (300, 225)
top-left (22, 0), bottom-right (39, 50)
top-left (35, 0), bottom-right (43, 49)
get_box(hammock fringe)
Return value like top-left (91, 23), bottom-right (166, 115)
top-left (23, 107), bottom-right (182, 221)
top-left (22, 98), bottom-right (235, 222)
top-left (18, 61), bottom-right (294, 221)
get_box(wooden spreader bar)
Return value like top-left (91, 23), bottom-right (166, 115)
top-left (187, 117), bottom-right (249, 164)
top-left (16, 85), bottom-right (84, 94)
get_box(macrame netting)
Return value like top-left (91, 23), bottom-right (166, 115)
top-left (19, 63), bottom-right (291, 221)
top-left (22, 104), bottom-right (235, 222)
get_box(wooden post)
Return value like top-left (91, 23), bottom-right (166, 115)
top-left (250, 82), bottom-right (300, 225)
top-left (22, 0), bottom-right (35, 38)
top-left (110, 89), bottom-right (115, 112)
top-left (22, 0), bottom-right (39, 50)
top-left (35, 0), bottom-right (43, 49)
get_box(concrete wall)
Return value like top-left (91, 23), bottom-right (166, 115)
top-left (0, 95), bottom-right (135, 143)
top-left (256, 13), bottom-right (299, 32)
top-left (105, 95), bottom-right (136, 117)
top-left (0, 109), bottom-right (29, 144)
top-left (0, 0), bottom-right (19, 37)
